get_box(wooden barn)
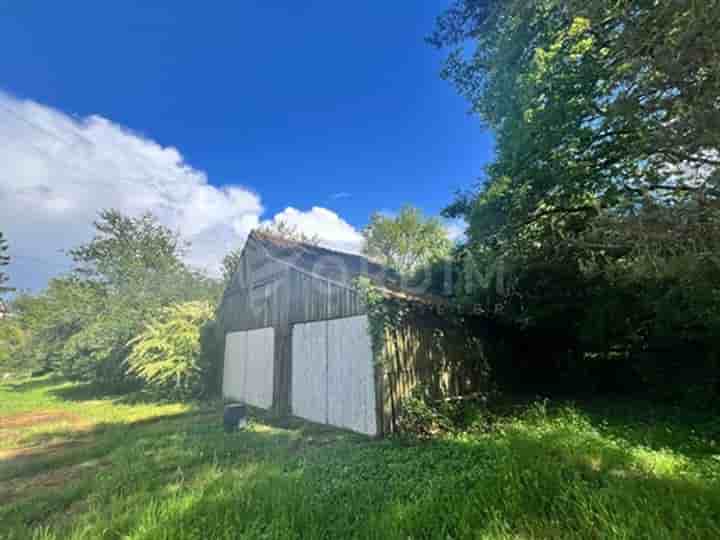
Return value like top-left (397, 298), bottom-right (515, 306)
top-left (217, 230), bottom-right (490, 436)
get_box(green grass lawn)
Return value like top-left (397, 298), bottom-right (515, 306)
top-left (1, 377), bottom-right (719, 540)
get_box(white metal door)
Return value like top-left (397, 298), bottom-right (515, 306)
top-left (223, 327), bottom-right (275, 409)
top-left (291, 315), bottom-right (377, 436)
top-left (327, 315), bottom-right (377, 436)
top-left (291, 320), bottom-right (328, 424)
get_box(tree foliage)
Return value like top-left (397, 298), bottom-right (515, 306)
top-left (0, 317), bottom-right (28, 370)
top-left (70, 210), bottom-right (186, 288)
top-left (14, 210), bottom-right (222, 385)
top-left (432, 0), bottom-right (720, 398)
top-left (126, 301), bottom-right (215, 398)
top-left (221, 248), bottom-right (243, 285)
top-left (433, 0), bottom-right (719, 236)
top-left (258, 220), bottom-right (321, 246)
top-left (362, 206), bottom-right (453, 276)
top-left (12, 277), bottom-right (106, 375)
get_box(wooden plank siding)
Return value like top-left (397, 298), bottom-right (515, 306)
top-left (378, 308), bottom-right (491, 435)
top-left (220, 241), bottom-right (366, 334)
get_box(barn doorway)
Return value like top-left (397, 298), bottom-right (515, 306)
top-left (223, 327), bottom-right (275, 409)
top-left (291, 315), bottom-right (378, 436)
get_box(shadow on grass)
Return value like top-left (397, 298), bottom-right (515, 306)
top-left (1, 412), bottom-right (365, 537)
top-left (4, 375), bottom-right (68, 393)
top-left (6, 386), bottom-right (720, 539)
top-left (576, 399), bottom-right (720, 458)
top-left (466, 395), bottom-right (720, 463)
top-left (0, 409), bottom-right (217, 482)
top-left (5, 375), bottom-right (156, 406)
top-left (117, 420), bottom-right (720, 540)
top-left (47, 380), bottom-right (161, 405)
top-left (5, 401), bottom-right (720, 539)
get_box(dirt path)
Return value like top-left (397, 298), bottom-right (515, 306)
top-left (0, 410), bottom-right (86, 429)
top-left (0, 408), bottom-right (97, 477)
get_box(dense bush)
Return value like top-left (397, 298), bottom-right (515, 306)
top-left (397, 387), bottom-right (499, 438)
top-left (0, 317), bottom-right (28, 372)
top-left (126, 301), bottom-right (216, 399)
top-left (397, 389), bottom-right (454, 438)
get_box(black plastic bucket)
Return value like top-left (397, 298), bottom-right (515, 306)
top-left (223, 403), bottom-right (247, 432)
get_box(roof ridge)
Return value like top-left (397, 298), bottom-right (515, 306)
top-left (249, 228), bottom-right (381, 265)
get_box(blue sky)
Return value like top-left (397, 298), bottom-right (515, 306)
top-left (0, 1), bottom-right (494, 290)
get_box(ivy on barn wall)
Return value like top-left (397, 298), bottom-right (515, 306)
top-left (354, 277), bottom-right (402, 364)
top-left (353, 276), bottom-right (479, 372)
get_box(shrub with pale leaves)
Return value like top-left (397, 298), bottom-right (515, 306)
top-left (126, 301), bottom-right (215, 398)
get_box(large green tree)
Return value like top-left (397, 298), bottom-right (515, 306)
top-left (70, 210), bottom-right (186, 288)
top-left (362, 206), bottom-right (453, 276)
top-left (433, 0), bottom-right (719, 241)
top-left (432, 0), bottom-right (720, 395)
top-left (16, 210), bottom-right (221, 383)
top-left (12, 277), bottom-right (106, 374)
top-left (432, 0), bottom-right (719, 297)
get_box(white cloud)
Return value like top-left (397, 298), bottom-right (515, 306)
top-left (0, 92), bottom-right (266, 290)
top-left (261, 207), bottom-right (365, 254)
top-left (0, 92), bottom-right (366, 292)
top-left (444, 219), bottom-right (466, 243)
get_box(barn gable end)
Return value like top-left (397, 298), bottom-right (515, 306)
top-left (218, 232), bottom-right (379, 423)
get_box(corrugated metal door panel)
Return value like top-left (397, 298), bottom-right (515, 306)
top-left (327, 315), bottom-right (377, 436)
top-left (245, 327), bottom-right (275, 409)
top-left (223, 331), bottom-right (247, 402)
top-left (327, 318), bottom-right (349, 428)
top-left (292, 315), bottom-right (377, 436)
top-left (291, 320), bottom-right (327, 424)
top-left (223, 327), bottom-right (274, 409)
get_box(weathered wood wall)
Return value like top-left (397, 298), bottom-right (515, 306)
top-left (218, 239), bottom-right (367, 415)
top-left (219, 241), bottom-right (366, 334)
top-left (378, 307), bottom-right (491, 435)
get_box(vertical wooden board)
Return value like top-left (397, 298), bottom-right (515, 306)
top-left (291, 320), bottom-right (328, 425)
top-left (273, 324), bottom-right (292, 415)
top-left (327, 315), bottom-right (378, 436)
top-left (222, 332), bottom-right (233, 399)
top-left (245, 327), bottom-right (275, 409)
top-left (223, 331), bottom-right (247, 402)
top-left (264, 327), bottom-right (276, 407)
top-left (291, 322), bottom-right (309, 421)
top-left (291, 323), bottom-right (307, 419)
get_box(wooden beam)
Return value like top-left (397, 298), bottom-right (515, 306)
top-left (272, 323), bottom-right (292, 416)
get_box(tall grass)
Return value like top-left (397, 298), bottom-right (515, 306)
top-left (2, 379), bottom-right (719, 539)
